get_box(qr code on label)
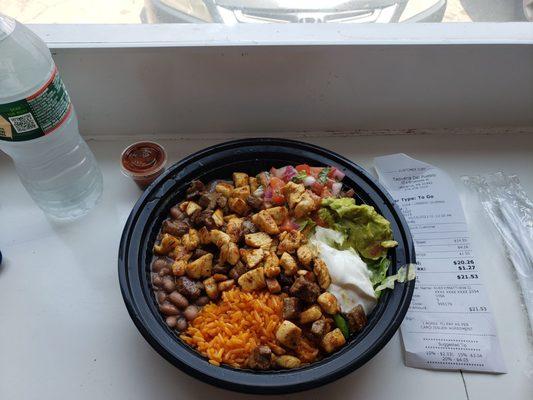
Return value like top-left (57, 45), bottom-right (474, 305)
top-left (9, 112), bottom-right (39, 133)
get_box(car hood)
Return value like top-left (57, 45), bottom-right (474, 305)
top-left (214, 0), bottom-right (402, 11)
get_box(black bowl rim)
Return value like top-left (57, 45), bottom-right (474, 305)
top-left (118, 138), bottom-right (415, 394)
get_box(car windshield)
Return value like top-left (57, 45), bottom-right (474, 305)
top-left (3, 0), bottom-right (532, 24)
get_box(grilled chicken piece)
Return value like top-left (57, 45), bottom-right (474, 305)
top-left (232, 172), bottom-right (249, 188)
top-left (321, 328), bottom-right (346, 353)
top-left (294, 191), bottom-right (319, 218)
top-left (220, 242), bottom-right (240, 265)
top-left (264, 206), bottom-right (288, 225)
top-left (249, 177), bottom-right (259, 193)
top-left (296, 244), bottom-right (316, 268)
top-left (237, 267), bottom-right (266, 291)
top-left (153, 233), bottom-right (180, 255)
top-left (275, 355), bottom-right (301, 369)
top-left (197, 226), bottom-right (212, 245)
top-left (313, 258), bottom-right (331, 289)
top-left (244, 232), bottom-right (272, 250)
top-left (215, 182), bottom-right (234, 198)
top-left (275, 320), bottom-right (302, 349)
top-left (277, 230), bottom-right (302, 254)
top-left (279, 252), bottom-right (298, 276)
top-left (299, 305), bottom-right (323, 324)
top-left (186, 253), bottom-right (213, 279)
top-left (281, 181), bottom-right (305, 209)
top-left (240, 248), bottom-right (265, 269)
top-left (185, 201), bottom-right (202, 216)
top-left (171, 260), bottom-right (187, 277)
top-left (226, 217), bottom-right (243, 242)
top-left (252, 210), bottom-right (280, 235)
top-left (210, 229), bottom-right (231, 247)
top-left (317, 292), bottom-right (340, 315)
top-left (212, 209), bottom-right (224, 227)
top-left (218, 279), bottom-right (235, 292)
top-left (203, 277), bottom-right (219, 300)
top-left (182, 228), bottom-right (200, 251)
top-left (228, 197), bottom-right (250, 216)
top-left (231, 185), bottom-right (251, 201)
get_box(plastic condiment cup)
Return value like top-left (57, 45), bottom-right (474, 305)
top-left (121, 141), bottom-right (167, 190)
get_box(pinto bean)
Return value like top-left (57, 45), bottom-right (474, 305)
top-left (195, 296), bottom-right (210, 306)
top-left (159, 302), bottom-right (180, 316)
top-left (166, 316), bottom-right (178, 328)
top-left (152, 258), bottom-right (170, 272)
top-left (162, 277), bottom-right (176, 293)
top-left (183, 305), bottom-right (199, 321)
top-left (156, 291), bottom-right (167, 304)
top-left (152, 275), bottom-right (163, 288)
top-left (176, 317), bottom-right (188, 332)
top-left (168, 291), bottom-right (189, 309)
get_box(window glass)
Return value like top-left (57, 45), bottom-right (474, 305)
top-left (2, 0), bottom-right (532, 24)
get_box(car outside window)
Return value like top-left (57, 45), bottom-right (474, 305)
top-left (3, 0), bottom-right (532, 24)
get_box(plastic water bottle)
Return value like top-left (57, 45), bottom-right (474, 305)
top-left (0, 14), bottom-right (102, 220)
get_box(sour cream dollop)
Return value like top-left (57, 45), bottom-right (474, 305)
top-left (310, 227), bottom-right (377, 315)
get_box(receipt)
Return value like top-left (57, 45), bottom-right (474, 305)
top-left (374, 153), bottom-right (506, 373)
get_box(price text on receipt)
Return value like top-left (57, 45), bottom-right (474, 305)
top-left (374, 153), bottom-right (506, 373)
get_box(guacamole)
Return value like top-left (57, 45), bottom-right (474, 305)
top-left (320, 197), bottom-right (398, 259)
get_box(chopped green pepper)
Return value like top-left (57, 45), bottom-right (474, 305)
top-left (333, 313), bottom-right (350, 339)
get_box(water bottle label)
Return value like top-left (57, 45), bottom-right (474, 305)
top-left (0, 66), bottom-right (72, 142)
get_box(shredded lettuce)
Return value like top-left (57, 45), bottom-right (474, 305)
top-left (298, 218), bottom-right (317, 236)
top-left (374, 264), bottom-right (416, 295)
top-left (366, 257), bottom-right (391, 287)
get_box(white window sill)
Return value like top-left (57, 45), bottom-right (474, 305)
top-left (31, 22), bottom-right (533, 48)
top-left (0, 131), bottom-right (531, 399)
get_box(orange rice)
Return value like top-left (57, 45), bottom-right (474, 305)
top-left (180, 288), bottom-right (283, 368)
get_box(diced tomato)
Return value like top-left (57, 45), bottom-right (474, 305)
top-left (295, 164), bottom-right (311, 174)
top-left (327, 167), bottom-right (337, 179)
top-left (321, 187), bottom-right (333, 198)
top-left (272, 194), bottom-right (285, 205)
top-left (310, 167), bottom-right (323, 178)
top-left (311, 181), bottom-right (324, 195)
top-left (325, 178), bottom-right (336, 189)
top-left (280, 218), bottom-right (299, 232)
top-left (269, 177), bottom-right (285, 204)
top-left (270, 176), bottom-right (284, 190)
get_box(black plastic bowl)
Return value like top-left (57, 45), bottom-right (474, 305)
top-left (118, 138), bottom-right (415, 394)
